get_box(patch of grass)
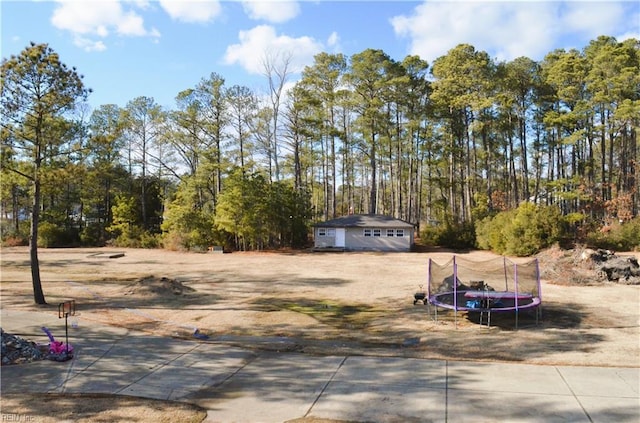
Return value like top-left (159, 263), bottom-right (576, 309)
top-left (1, 393), bottom-right (207, 423)
top-left (255, 298), bottom-right (385, 330)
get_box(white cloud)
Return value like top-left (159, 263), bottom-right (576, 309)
top-left (618, 28), bottom-right (640, 43)
top-left (224, 25), bottom-right (323, 74)
top-left (327, 31), bottom-right (340, 49)
top-left (391, 0), bottom-right (638, 63)
top-left (241, 0), bottom-right (300, 23)
top-left (73, 37), bottom-right (108, 52)
top-left (159, 0), bottom-right (222, 23)
top-left (129, 0), bottom-right (152, 9)
top-left (561, 1), bottom-right (629, 40)
top-left (51, 0), bottom-right (160, 50)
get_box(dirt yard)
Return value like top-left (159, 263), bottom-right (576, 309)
top-left (1, 246), bottom-right (639, 422)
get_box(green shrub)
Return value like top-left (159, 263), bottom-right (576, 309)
top-left (161, 225), bottom-right (212, 251)
top-left (80, 223), bottom-right (104, 246)
top-left (109, 225), bottom-right (144, 248)
top-left (504, 203), bottom-right (543, 256)
top-left (475, 203), bottom-right (568, 256)
top-left (38, 222), bottom-right (63, 248)
top-left (107, 227), bottom-right (161, 249)
top-left (475, 210), bottom-right (514, 254)
top-left (504, 203), bottom-right (567, 256)
top-left (475, 216), bottom-right (489, 250)
top-left (586, 217), bottom-right (640, 251)
top-left (140, 233), bottom-right (160, 249)
top-left (419, 224), bottom-right (442, 246)
top-left (161, 191), bottom-right (218, 251)
top-left (618, 218), bottom-right (640, 250)
top-left (161, 231), bottom-right (188, 251)
top-left (420, 220), bottom-right (476, 250)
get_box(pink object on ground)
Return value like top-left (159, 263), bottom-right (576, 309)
top-left (41, 327), bottom-right (74, 354)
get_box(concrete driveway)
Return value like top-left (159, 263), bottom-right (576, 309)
top-left (1, 309), bottom-right (638, 423)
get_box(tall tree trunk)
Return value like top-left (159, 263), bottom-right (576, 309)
top-left (30, 172), bottom-right (46, 304)
top-left (331, 132), bottom-right (337, 218)
top-left (321, 134), bottom-right (328, 220)
top-left (215, 116), bottom-right (223, 206)
top-left (449, 131), bottom-right (456, 219)
top-left (600, 109), bottom-right (607, 201)
top-left (631, 127), bottom-right (638, 217)
top-left (369, 130), bottom-right (377, 214)
top-left (508, 131), bottom-right (518, 207)
top-left (607, 115), bottom-right (615, 201)
top-left (519, 116), bottom-right (530, 200)
top-left (293, 132), bottom-right (302, 191)
top-left (141, 139), bottom-right (147, 229)
top-left (12, 184), bottom-right (20, 233)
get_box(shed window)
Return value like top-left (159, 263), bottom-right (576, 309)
top-left (363, 229), bottom-right (372, 237)
top-left (396, 229), bottom-right (404, 237)
top-left (318, 228), bottom-right (335, 237)
top-left (387, 229), bottom-right (395, 237)
top-left (373, 229), bottom-right (381, 237)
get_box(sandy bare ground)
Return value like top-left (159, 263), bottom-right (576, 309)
top-left (2, 246), bottom-right (639, 368)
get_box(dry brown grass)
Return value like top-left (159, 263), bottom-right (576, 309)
top-left (0, 394), bottom-right (206, 423)
top-left (1, 246), bottom-right (638, 422)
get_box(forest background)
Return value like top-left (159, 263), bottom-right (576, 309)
top-left (2, 36), bottom-right (640, 258)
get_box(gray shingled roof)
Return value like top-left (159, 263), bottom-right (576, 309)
top-left (314, 214), bottom-right (414, 228)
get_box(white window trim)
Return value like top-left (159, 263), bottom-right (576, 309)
top-left (363, 227), bottom-right (407, 237)
top-left (318, 227), bottom-right (336, 237)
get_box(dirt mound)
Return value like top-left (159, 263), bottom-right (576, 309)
top-left (538, 245), bottom-right (640, 285)
top-left (123, 276), bottom-right (195, 297)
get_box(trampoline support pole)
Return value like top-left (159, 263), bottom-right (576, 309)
top-left (503, 256), bottom-right (508, 291)
top-left (514, 261), bottom-right (519, 330)
top-left (428, 258), bottom-right (437, 323)
top-left (453, 256), bottom-right (458, 329)
top-left (536, 258), bottom-right (542, 322)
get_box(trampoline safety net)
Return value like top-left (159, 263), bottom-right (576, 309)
top-left (427, 256), bottom-right (541, 311)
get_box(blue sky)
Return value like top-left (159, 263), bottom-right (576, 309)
top-left (2, 1), bottom-right (639, 111)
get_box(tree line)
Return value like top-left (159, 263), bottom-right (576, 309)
top-left (2, 37), bottom-right (639, 258)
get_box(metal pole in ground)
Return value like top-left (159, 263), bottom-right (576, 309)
top-left (58, 300), bottom-right (75, 360)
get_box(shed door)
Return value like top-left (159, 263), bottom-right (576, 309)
top-left (335, 228), bottom-right (346, 247)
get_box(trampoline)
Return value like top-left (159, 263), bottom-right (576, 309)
top-left (427, 256), bottom-right (542, 328)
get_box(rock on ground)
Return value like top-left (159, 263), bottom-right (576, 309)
top-left (1, 329), bottom-right (45, 365)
